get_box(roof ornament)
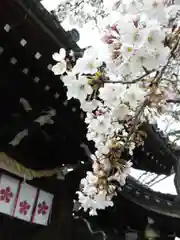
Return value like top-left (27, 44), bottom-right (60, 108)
top-left (67, 29), bottom-right (80, 43)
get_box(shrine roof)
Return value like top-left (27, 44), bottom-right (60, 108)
top-left (0, 0), bottom-right (87, 170)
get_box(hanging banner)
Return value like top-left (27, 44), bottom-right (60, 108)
top-left (0, 174), bottom-right (19, 215)
top-left (32, 190), bottom-right (53, 225)
top-left (13, 182), bottom-right (38, 222)
top-left (0, 173), bottom-right (53, 225)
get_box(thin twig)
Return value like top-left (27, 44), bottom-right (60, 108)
top-left (167, 130), bottom-right (180, 136)
top-left (70, 0), bottom-right (84, 12)
top-left (119, 36), bottom-right (180, 155)
top-left (103, 69), bottom-right (155, 84)
top-left (74, 216), bottom-right (107, 240)
top-left (166, 98), bottom-right (180, 103)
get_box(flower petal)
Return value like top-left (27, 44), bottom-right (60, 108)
top-left (52, 48), bottom-right (66, 61)
top-left (52, 60), bottom-right (67, 75)
top-left (52, 53), bottom-right (62, 62)
top-left (59, 48), bottom-right (66, 60)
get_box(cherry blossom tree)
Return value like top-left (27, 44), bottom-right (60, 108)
top-left (52, 0), bottom-right (180, 216)
top-left (53, 0), bottom-right (110, 28)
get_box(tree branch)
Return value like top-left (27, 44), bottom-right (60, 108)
top-left (102, 69), bottom-right (155, 84)
top-left (168, 130), bottom-right (180, 136)
top-left (166, 98), bottom-right (180, 104)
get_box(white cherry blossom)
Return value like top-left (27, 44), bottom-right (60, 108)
top-left (154, 46), bottom-right (170, 67)
top-left (124, 84), bottom-right (146, 108)
top-left (118, 61), bottom-right (132, 77)
top-left (72, 49), bottom-right (102, 75)
top-left (112, 104), bottom-right (130, 120)
top-left (121, 44), bottom-right (134, 60)
top-left (52, 0), bottom-right (180, 216)
top-left (74, 75), bottom-right (94, 101)
top-left (80, 99), bottom-right (100, 112)
top-left (61, 73), bottom-right (76, 87)
top-left (73, 56), bottom-right (102, 74)
top-left (130, 47), bottom-right (157, 74)
top-left (52, 48), bottom-right (66, 61)
top-left (144, 27), bottom-right (165, 49)
top-left (99, 83), bottom-right (126, 106)
top-left (52, 60), bottom-right (67, 75)
top-left (52, 48), bottom-right (67, 75)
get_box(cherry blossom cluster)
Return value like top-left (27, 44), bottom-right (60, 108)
top-left (52, 0), bottom-right (180, 215)
top-left (55, 0), bottom-right (108, 28)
